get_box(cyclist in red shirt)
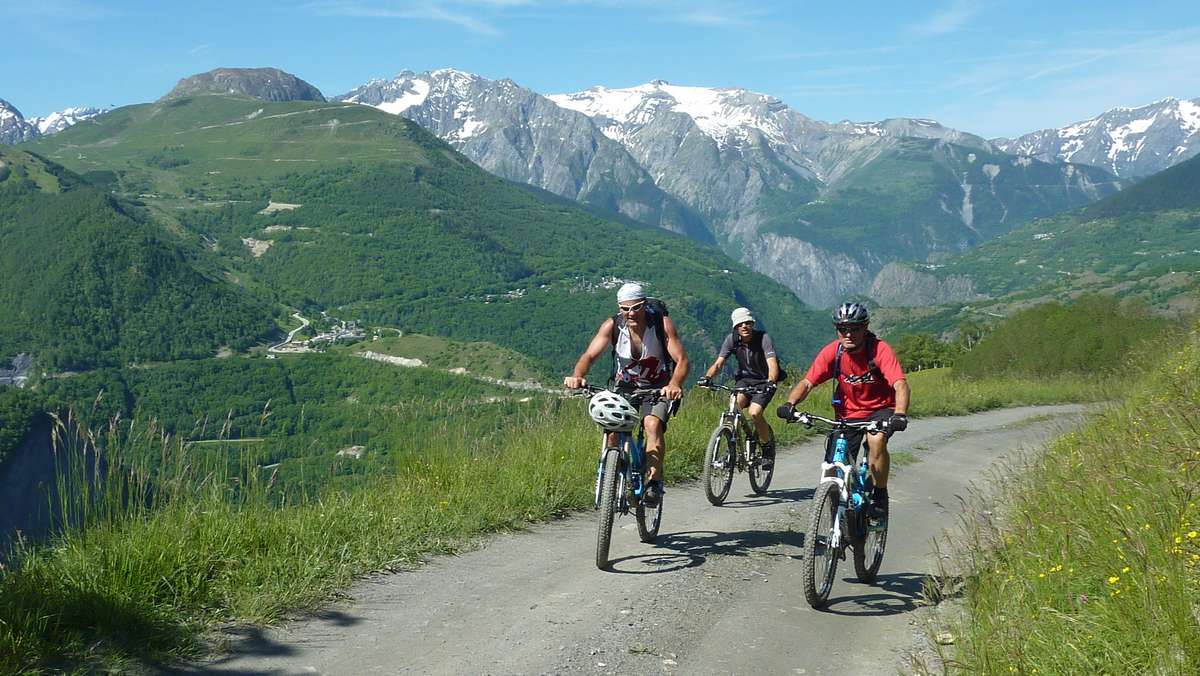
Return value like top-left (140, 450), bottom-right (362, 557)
top-left (777, 302), bottom-right (909, 521)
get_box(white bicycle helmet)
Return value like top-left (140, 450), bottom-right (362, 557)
top-left (588, 390), bottom-right (640, 431)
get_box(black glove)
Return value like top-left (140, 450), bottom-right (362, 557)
top-left (697, 376), bottom-right (712, 387)
top-left (888, 413), bottom-right (908, 432)
top-left (776, 402), bottom-right (796, 420)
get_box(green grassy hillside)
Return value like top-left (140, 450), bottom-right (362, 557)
top-left (0, 146), bottom-right (278, 371)
top-left (25, 94), bottom-right (829, 375)
top-left (930, 153), bottom-right (1200, 309)
top-left (763, 139), bottom-right (1120, 264)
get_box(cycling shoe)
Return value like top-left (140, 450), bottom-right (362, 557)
top-left (642, 480), bottom-right (663, 508)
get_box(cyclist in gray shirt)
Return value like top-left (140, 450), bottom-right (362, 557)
top-left (698, 307), bottom-right (781, 467)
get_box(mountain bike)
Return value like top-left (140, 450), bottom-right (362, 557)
top-left (697, 381), bottom-right (776, 505)
top-left (783, 411), bottom-right (892, 608)
top-left (573, 385), bottom-right (666, 570)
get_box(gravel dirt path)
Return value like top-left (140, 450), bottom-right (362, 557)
top-left (174, 405), bottom-right (1087, 675)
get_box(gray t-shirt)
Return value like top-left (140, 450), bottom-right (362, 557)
top-left (718, 330), bottom-right (777, 381)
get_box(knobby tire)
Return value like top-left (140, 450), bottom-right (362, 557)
top-left (635, 487), bottom-right (662, 543)
top-left (803, 480), bottom-right (841, 608)
top-left (595, 448), bottom-right (621, 570)
top-left (747, 434), bottom-right (774, 495)
top-left (703, 426), bottom-right (736, 505)
top-left (853, 499), bottom-right (888, 583)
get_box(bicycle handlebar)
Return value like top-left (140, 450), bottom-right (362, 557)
top-left (697, 381), bottom-right (777, 395)
top-left (786, 411), bottom-right (887, 433)
top-left (566, 385), bottom-right (666, 401)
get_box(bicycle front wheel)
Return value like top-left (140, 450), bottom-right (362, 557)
top-left (853, 499), bottom-right (888, 583)
top-left (747, 437), bottom-right (774, 495)
top-left (595, 448), bottom-right (621, 570)
top-left (635, 485), bottom-right (662, 543)
top-left (702, 426), bottom-right (736, 505)
top-left (803, 481), bottom-right (841, 608)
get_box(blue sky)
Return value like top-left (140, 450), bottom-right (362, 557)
top-left (4, 0), bottom-right (1199, 138)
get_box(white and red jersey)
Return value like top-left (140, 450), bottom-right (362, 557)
top-left (613, 315), bottom-right (670, 387)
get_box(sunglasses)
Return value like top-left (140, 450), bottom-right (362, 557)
top-left (835, 324), bottom-right (865, 334)
top-left (618, 301), bottom-right (646, 314)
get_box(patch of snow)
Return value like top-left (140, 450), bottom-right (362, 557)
top-left (1178, 99), bottom-right (1200, 133)
top-left (458, 116), bottom-right (488, 139)
top-left (966, 153), bottom-right (976, 163)
top-left (246, 108), bottom-right (264, 120)
top-left (982, 163), bottom-right (1000, 180)
top-left (1033, 233), bottom-right (1054, 241)
top-left (377, 79), bottom-right (430, 114)
top-left (1013, 157), bottom-right (1033, 167)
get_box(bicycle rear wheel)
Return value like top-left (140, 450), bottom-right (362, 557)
top-left (853, 499), bottom-right (888, 583)
top-left (747, 437), bottom-right (773, 495)
top-left (803, 481), bottom-right (841, 608)
top-left (702, 426), bottom-right (736, 505)
top-left (595, 448), bottom-right (621, 570)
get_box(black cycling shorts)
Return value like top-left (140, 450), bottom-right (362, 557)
top-left (735, 378), bottom-right (777, 408)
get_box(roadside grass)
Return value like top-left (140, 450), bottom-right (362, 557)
top-left (926, 332), bottom-right (1200, 673)
top-left (0, 369), bottom-right (1105, 671)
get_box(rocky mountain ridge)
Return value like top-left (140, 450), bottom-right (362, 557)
top-left (336, 70), bottom-right (712, 241)
top-left (163, 67), bottom-right (326, 102)
top-left (0, 99), bottom-right (107, 144)
top-left (993, 97), bottom-right (1200, 178)
top-left (337, 70), bottom-right (1121, 307)
top-left (0, 99), bottom-right (38, 145)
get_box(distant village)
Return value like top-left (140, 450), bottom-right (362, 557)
top-left (267, 319), bottom-right (366, 356)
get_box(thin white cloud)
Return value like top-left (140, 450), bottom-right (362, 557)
top-left (189, 44), bottom-right (212, 56)
top-left (304, 1), bottom-right (510, 35)
top-left (907, 0), bottom-right (987, 37)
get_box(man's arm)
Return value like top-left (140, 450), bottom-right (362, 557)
top-left (766, 356), bottom-right (781, 384)
top-left (563, 318), bottom-right (616, 389)
top-left (784, 378), bottom-right (814, 406)
top-left (661, 316), bottom-right (689, 399)
top-left (702, 355), bottom-right (727, 380)
top-left (892, 378), bottom-right (909, 415)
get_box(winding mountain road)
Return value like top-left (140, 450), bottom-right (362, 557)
top-left (176, 405), bottom-right (1087, 675)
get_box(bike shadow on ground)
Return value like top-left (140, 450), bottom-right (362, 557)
top-left (817, 571), bottom-right (927, 617)
top-left (717, 485), bottom-right (814, 508)
top-left (158, 609), bottom-right (363, 674)
top-left (607, 527), bottom-right (804, 574)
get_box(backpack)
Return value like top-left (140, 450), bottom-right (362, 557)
top-left (609, 298), bottom-right (675, 383)
top-left (831, 332), bottom-right (881, 409)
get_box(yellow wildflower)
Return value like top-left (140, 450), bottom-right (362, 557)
top-left (1108, 576), bottom-right (1120, 584)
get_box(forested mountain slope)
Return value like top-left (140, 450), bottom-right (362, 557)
top-left (23, 93), bottom-right (828, 374)
top-left (0, 147), bottom-right (277, 370)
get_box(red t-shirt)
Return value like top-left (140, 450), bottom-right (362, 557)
top-left (804, 336), bottom-right (906, 420)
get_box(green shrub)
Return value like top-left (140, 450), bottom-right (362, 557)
top-left (953, 294), bottom-right (1173, 378)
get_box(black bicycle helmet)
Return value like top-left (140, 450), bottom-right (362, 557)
top-left (832, 302), bottom-right (870, 325)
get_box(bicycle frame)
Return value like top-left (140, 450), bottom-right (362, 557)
top-left (802, 413), bottom-right (884, 550)
top-left (592, 429), bottom-right (645, 513)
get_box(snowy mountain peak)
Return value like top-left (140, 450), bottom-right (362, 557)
top-left (0, 98), bottom-right (38, 145)
top-left (994, 96), bottom-right (1200, 177)
top-left (548, 81), bottom-right (792, 148)
top-left (28, 106), bottom-right (109, 135)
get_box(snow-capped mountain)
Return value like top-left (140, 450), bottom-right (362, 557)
top-left (336, 69), bottom-right (711, 242)
top-left (0, 99), bottom-right (38, 145)
top-left (1, 100), bottom-right (109, 144)
top-left (337, 70), bottom-right (1121, 307)
top-left (27, 106), bottom-right (108, 135)
top-left (993, 97), bottom-right (1200, 177)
